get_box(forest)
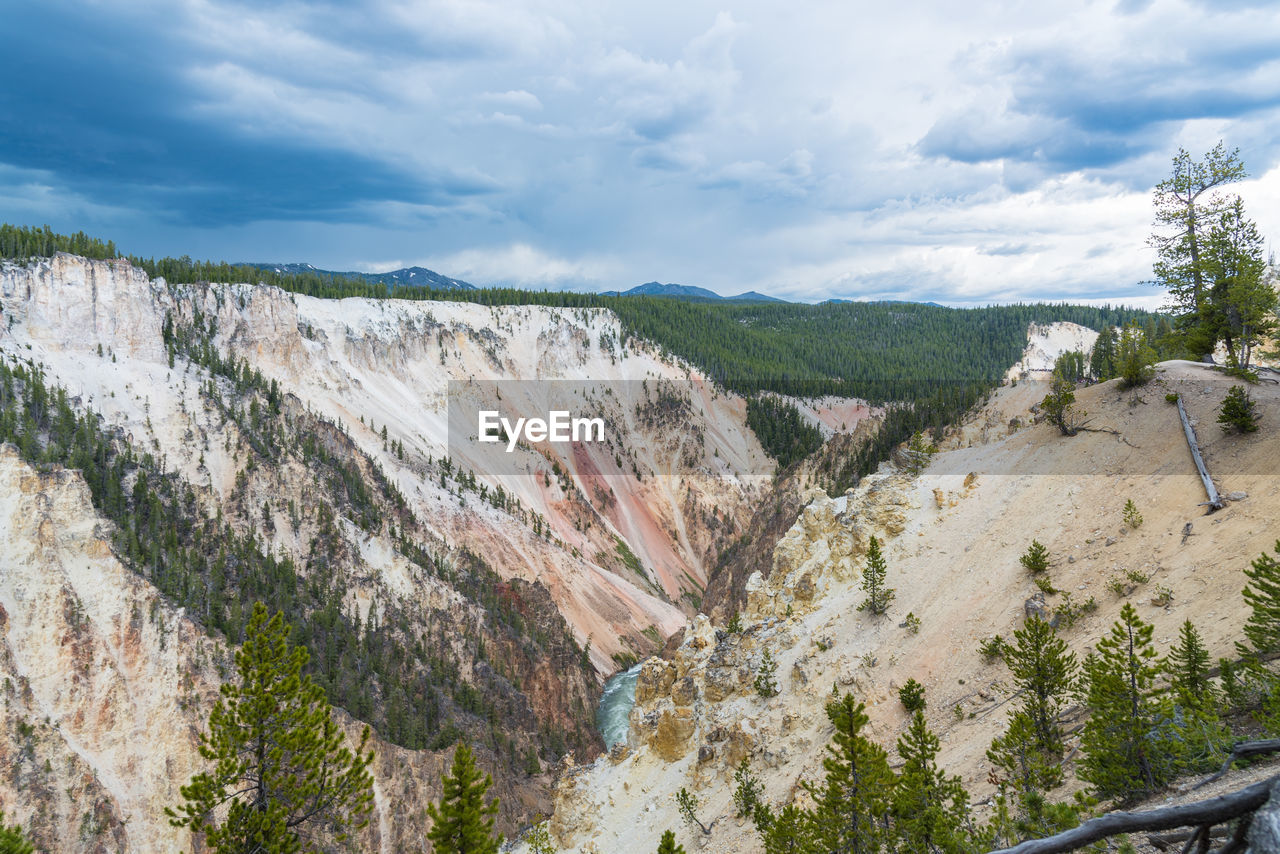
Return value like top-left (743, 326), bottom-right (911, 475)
top-left (1, 224), bottom-right (1159, 479)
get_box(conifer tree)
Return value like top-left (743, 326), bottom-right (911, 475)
top-left (1149, 142), bottom-right (1247, 334)
top-left (169, 603), bottom-right (375, 854)
top-left (1116, 322), bottom-right (1156, 388)
top-left (1162, 620), bottom-right (1231, 766)
top-left (755, 648), bottom-right (780, 698)
top-left (675, 788), bottom-right (709, 835)
top-left (427, 742), bottom-right (503, 854)
top-left (892, 711), bottom-right (971, 853)
top-left (1089, 327), bottom-right (1118, 381)
top-left (732, 758), bottom-right (763, 819)
top-left (859, 536), bottom-right (895, 616)
top-left (755, 804), bottom-right (818, 854)
top-left (1164, 619), bottom-right (1213, 709)
top-left (1007, 616), bottom-right (1077, 758)
top-left (656, 829), bottom-right (686, 854)
top-left (524, 820), bottom-right (555, 854)
top-left (1218, 385), bottom-right (1259, 434)
top-left (803, 692), bottom-right (894, 854)
top-left (1240, 542), bottom-right (1280, 655)
top-left (902, 430), bottom-right (938, 475)
top-left (1079, 604), bottom-right (1179, 800)
top-left (1040, 370), bottom-right (1084, 435)
top-left (1019, 540), bottom-right (1050, 574)
top-left (0, 814), bottom-right (33, 854)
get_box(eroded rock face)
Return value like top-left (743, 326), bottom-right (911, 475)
top-left (0, 255), bottom-right (770, 674)
top-left (0, 445), bottom-right (221, 852)
top-left (748, 474), bottom-right (912, 619)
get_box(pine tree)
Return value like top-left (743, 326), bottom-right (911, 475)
top-left (1006, 617), bottom-right (1077, 758)
top-left (1116, 322), bottom-right (1156, 388)
top-left (755, 648), bottom-right (780, 698)
top-left (988, 709), bottom-right (1064, 796)
top-left (755, 804), bottom-right (819, 854)
top-left (0, 813), bottom-right (33, 854)
top-left (1164, 620), bottom-right (1213, 709)
top-left (732, 759), bottom-right (764, 819)
top-left (1122, 499), bottom-right (1143, 529)
top-left (1149, 142), bottom-right (1247, 340)
top-left (168, 603), bottom-right (375, 854)
top-left (901, 430), bottom-right (938, 475)
top-left (1019, 540), bottom-right (1050, 574)
top-left (892, 711), bottom-right (971, 853)
top-left (1079, 604), bottom-right (1179, 800)
top-left (859, 535), bottom-right (895, 615)
top-left (1240, 542), bottom-right (1280, 656)
top-left (1218, 385), bottom-right (1259, 434)
top-left (804, 692), bottom-right (894, 854)
top-left (1041, 370), bottom-right (1084, 435)
top-left (524, 819), bottom-right (555, 854)
top-left (676, 788), bottom-right (709, 835)
top-left (656, 829), bottom-right (686, 854)
top-left (1089, 327), bottom-right (1118, 381)
top-left (1201, 197), bottom-right (1277, 368)
top-left (898, 677), bottom-right (926, 713)
top-left (1162, 620), bottom-right (1231, 768)
top-left (427, 742), bottom-right (503, 854)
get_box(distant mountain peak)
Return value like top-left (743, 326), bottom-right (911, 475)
top-left (602, 282), bottom-right (786, 303)
top-left (241, 262), bottom-right (475, 291)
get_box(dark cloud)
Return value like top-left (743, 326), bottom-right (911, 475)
top-left (0, 1), bottom-right (490, 227)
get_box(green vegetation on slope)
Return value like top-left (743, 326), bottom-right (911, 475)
top-left (2, 224), bottom-right (1158, 479)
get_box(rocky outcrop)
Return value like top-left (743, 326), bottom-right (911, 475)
top-left (0, 445), bottom-right (221, 852)
top-left (746, 474), bottom-right (912, 619)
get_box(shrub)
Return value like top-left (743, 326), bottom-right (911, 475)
top-left (1034, 576), bottom-right (1059, 595)
top-left (899, 678), bottom-right (926, 712)
top-left (902, 612), bottom-right (921, 634)
top-left (979, 636), bottom-right (1007, 662)
top-left (754, 649), bottom-right (779, 698)
top-left (1123, 499), bottom-right (1143, 529)
top-left (1218, 385), bottom-right (1259, 434)
top-left (1124, 569), bottom-right (1149, 586)
top-left (1020, 540), bottom-right (1050, 574)
top-left (1053, 593), bottom-right (1097, 628)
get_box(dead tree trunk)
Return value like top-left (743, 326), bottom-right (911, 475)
top-left (1175, 394), bottom-right (1224, 512)
top-left (986, 775), bottom-right (1275, 854)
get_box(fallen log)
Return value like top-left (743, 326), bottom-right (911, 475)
top-left (986, 775), bottom-right (1275, 854)
top-left (1191, 739), bottom-right (1280, 791)
top-left (1175, 394), bottom-right (1224, 512)
top-left (1147, 826), bottom-right (1229, 851)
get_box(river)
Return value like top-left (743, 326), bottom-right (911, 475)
top-left (595, 662), bottom-right (644, 749)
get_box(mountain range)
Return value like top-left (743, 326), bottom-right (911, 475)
top-left (242, 262), bottom-right (477, 291)
top-left (599, 281), bottom-right (787, 302)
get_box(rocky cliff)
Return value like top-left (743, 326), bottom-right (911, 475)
top-left (532, 360), bottom-right (1279, 853)
top-left (0, 253), bottom-right (802, 850)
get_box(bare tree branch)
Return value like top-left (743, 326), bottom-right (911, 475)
top-left (986, 775), bottom-right (1275, 854)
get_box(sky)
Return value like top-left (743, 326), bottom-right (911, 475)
top-left (3, 0), bottom-right (1280, 306)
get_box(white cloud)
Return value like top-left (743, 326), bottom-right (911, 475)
top-left (415, 243), bottom-right (623, 289)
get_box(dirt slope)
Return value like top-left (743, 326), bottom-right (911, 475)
top-left (535, 361), bottom-right (1280, 853)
